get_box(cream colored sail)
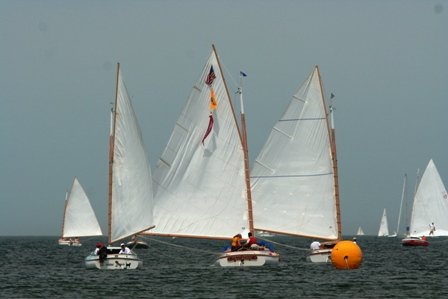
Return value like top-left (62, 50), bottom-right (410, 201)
top-left (62, 177), bottom-right (102, 238)
top-left (148, 47), bottom-right (247, 239)
top-left (109, 64), bottom-right (155, 244)
top-left (409, 159), bottom-right (448, 237)
top-left (251, 66), bottom-right (338, 240)
top-left (356, 227), bottom-right (365, 236)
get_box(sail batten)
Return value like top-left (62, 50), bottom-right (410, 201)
top-left (251, 66), bottom-right (339, 239)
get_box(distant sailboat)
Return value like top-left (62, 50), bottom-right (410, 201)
top-left (144, 45), bottom-right (279, 267)
top-left (407, 159), bottom-right (448, 237)
top-left (250, 66), bottom-right (341, 263)
top-left (356, 227), bottom-right (365, 236)
top-left (84, 63), bottom-right (155, 269)
top-left (58, 177), bottom-right (102, 246)
top-left (378, 208), bottom-right (390, 237)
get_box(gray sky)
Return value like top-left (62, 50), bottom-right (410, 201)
top-left (1, 0), bottom-right (447, 236)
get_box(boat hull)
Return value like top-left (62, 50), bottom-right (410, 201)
top-left (401, 238), bottom-right (429, 246)
top-left (306, 249), bottom-right (332, 263)
top-left (84, 247), bottom-right (142, 269)
top-left (58, 239), bottom-right (82, 246)
top-left (126, 240), bottom-right (149, 249)
top-left (216, 249), bottom-right (280, 267)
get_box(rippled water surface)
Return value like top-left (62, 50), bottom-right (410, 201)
top-left (1, 236), bottom-right (447, 298)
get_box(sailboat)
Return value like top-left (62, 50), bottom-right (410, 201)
top-left (402, 159), bottom-right (448, 246)
top-left (377, 208), bottom-right (390, 237)
top-left (356, 227), bottom-right (365, 236)
top-left (84, 63), bottom-right (155, 269)
top-left (58, 177), bottom-right (102, 246)
top-left (143, 45), bottom-right (279, 267)
top-left (250, 66), bottom-right (341, 263)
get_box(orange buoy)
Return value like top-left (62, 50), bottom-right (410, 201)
top-left (331, 240), bottom-right (362, 270)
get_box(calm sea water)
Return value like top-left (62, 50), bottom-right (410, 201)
top-left (1, 235), bottom-right (447, 298)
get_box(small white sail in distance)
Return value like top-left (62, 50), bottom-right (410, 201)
top-left (378, 208), bottom-right (389, 237)
top-left (62, 177), bottom-right (102, 238)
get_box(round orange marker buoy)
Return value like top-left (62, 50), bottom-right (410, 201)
top-left (331, 240), bottom-right (362, 270)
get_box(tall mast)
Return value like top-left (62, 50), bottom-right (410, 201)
top-left (317, 66), bottom-right (342, 240)
top-left (237, 72), bottom-right (255, 235)
top-left (212, 45), bottom-right (253, 235)
top-left (60, 188), bottom-right (69, 238)
top-left (396, 173), bottom-right (407, 235)
top-left (108, 62), bottom-right (120, 245)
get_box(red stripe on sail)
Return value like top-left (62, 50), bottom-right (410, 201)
top-left (202, 114), bottom-right (214, 145)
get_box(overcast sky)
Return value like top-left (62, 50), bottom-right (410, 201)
top-left (1, 0), bottom-right (447, 236)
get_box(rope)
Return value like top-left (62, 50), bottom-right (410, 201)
top-left (257, 237), bottom-right (310, 251)
top-left (148, 237), bottom-right (221, 256)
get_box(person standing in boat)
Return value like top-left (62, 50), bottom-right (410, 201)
top-left (231, 234), bottom-right (242, 251)
top-left (429, 223), bottom-right (436, 236)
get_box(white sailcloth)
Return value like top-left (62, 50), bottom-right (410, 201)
top-left (409, 159), bottom-right (448, 237)
top-left (62, 177), bottom-right (102, 238)
top-left (251, 66), bottom-right (338, 240)
top-left (150, 48), bottom-right (247, 239)
top-left (110, 67), bottom-right (155, 243)
top-left (378, 208), bottom-right (389, 236)
top-left (356, 227), bottom-right (365, 236)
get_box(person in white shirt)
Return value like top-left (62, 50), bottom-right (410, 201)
top-left (310, 241), bottom-right (321, 251)
top-left (119, 243), bottom-right (131, 254)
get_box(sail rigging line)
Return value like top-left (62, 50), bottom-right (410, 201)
top-left (148, 237), bottom-right (220, 256)
top-left (256, 237), bottom-right (309, 251)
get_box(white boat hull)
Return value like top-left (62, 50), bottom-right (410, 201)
top-left (84, 247), bottom-right (142, 270)
top-left (58, 239), bottom-right (82, 247)
top-left (306, 249), bottom-right (332, 263)
top-left (216, 249), bottom-right (280, 267)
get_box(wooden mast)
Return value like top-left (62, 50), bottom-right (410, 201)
top-left (238, 76), bottom-right (255, 235)
top-left (317, 65), bottom-right (342, 240)
top-left (60, 188), bottom-right (69, 239)
top-left (108, 63), bottom-right (120, 245)
top-left (213, 44), bottom-right (254, 235)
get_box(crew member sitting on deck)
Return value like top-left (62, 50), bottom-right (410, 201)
top-left (310, 241), bottom-right (321, 250)
top-left (242, 232), bottom-right (258, 250)
top-left (231, 234), bottom-right (242, 251)
top-left (119, 243), bottom-right (131, 254)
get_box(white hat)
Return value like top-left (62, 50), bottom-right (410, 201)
top-left (120, 243), bottom-right (125, 246)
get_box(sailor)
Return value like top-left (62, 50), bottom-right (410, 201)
top-left (119, 243), bottom-right (131, 254)
top-left (242, 232), bottom-right (258, 250)
top-left (231, 234), bottom-right (242, 251)
top-left (429, 223), bottom-right (436, 236)
top-left (310, 241), bottom-right (321, 250)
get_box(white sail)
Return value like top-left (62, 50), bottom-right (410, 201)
top-left (356, 227), bottom-right (364, 236)
top-left (62, 177), bottom-right (102, 238)
top-left (378, 208), bottom-right (389, 237)
top-left (149, 48), bottom-right (247, 239)
top-left (110, 65), bottom-right (155, 243)
top-left (251, 66), bottom-right (338, 240)
top-left (409, 159), bottom-right (448, 237)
